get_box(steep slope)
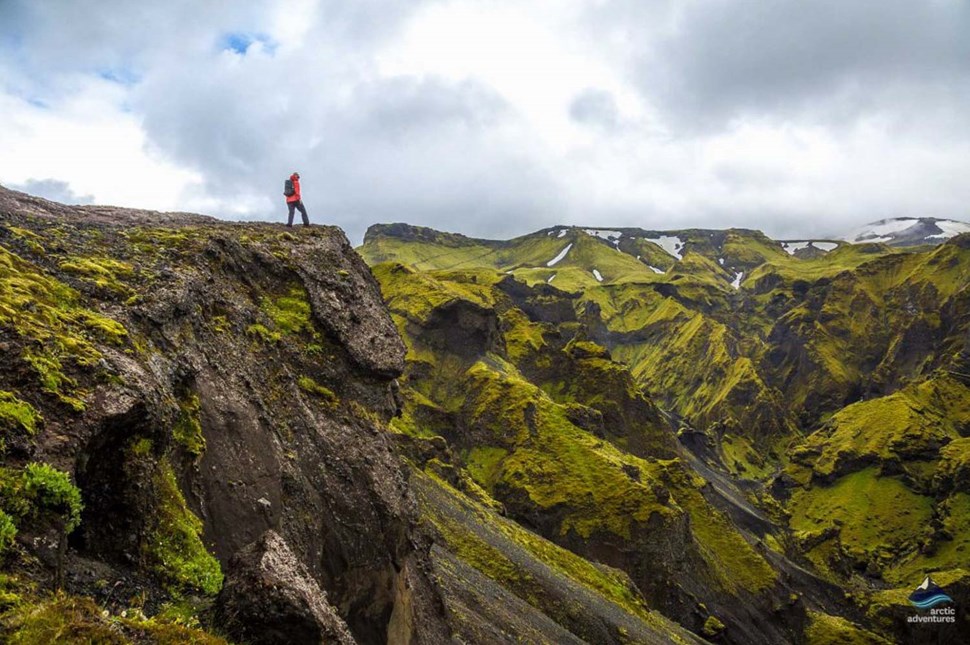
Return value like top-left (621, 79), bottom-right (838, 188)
top-left (360, 222), bottom-right (970, 643)
top-left (0, 186), bottom-right (452, 643)
top-left (369, 262), bottom-right (895, 644)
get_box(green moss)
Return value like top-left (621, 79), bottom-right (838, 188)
top-left (297, 376), bottom-right (339, 409)
top-left (805, 611), bottom-right (890, 644)
top-left (59, 256), bottom-right (135, 295)
top-left (130, 437), bottom-right (153, 458)
top-left (0, 391), bottom-right (41, 435)
top-left (890, 492), bottom-right (970, 584)
top-left (245, 323), bottom-right (281, 343)
top-left (172, 393), bottom-right (205, 457)
top-left (0, 510), bottom-right (17, 556)
top-left (19, 463), bottom-right (83, 533)
top-left (464, 447), bottom-right (508, 489)
top-left (794, 389), bottom-right (955, 479)
top-left (144, 460), bottom-right (223, 596)
top-left (415, 472), bottom-right (693, 642)
top-left (1, 592), bottom-right (228, 645)
top-left (788, 468), bottom-right (933, 574)
top-left (702, 615), bottom-right (726, 637)
top-left (260, 284), bottom-right (313, 336)
top-left (0, 247), bottom-right (127, 408)
top-left (662, 463), bottom-right (777, 594)
top-left (4, 594), bottom-right (128, 644)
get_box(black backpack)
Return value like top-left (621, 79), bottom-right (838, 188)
top-left (283, 179), bottom-right (295, 197)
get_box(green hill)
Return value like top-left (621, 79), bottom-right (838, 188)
top-left (360, 223), bottom-right (970, 643)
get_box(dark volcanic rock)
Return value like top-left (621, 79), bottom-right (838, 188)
top-left (215, 530), bottom-right (356, 645)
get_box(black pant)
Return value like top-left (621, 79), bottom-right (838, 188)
top-left (287, 200), bottom-right (309, 226)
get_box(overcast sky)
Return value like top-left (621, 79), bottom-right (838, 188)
top-left (2, 0), bottom-right (969, 243)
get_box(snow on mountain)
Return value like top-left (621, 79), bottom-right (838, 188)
top-left (781, 242), bottom-right (811, 256)
top-left (780, 241), bottom-right (840, 256)
top-left (546, 243), bottom-right (573, 267)
top-left (644, 235), bottom-right (685, 260)
top-left (841, 217), bottom-right (970, 247)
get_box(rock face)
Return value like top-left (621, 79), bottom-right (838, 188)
top-left (215, 530), bottom-right (355, 645)
top-left (0, 185), bottom-right (447, 643)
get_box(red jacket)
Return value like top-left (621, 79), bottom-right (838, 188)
top-left (286, 174), bottom-right (301, 203)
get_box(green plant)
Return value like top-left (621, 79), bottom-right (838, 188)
top-left (20, 463), bottom-right (83, 533)
top-left (144, 461), bottom-right (223, 596)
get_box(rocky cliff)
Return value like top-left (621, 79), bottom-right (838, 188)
top-left (0, 186), bottom-right (452, 643)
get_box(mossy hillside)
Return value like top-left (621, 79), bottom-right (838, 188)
top-left (804, 611), bottom-right (891, 645)
top-left (720, 230), bottom-right (791, 268)
top-left (413, 471), bottom-right (699, 644)
top-left (362, 225), bottom-right (590, 273)
top-left (791, 390), bottom-right (955, 480)
top-left (0, 592), bottom-right (227, 644)
top-left (889, 492), bottom-right (970, 585)
top-left (371, 262), bottom-right (498, 326)
top-left (790, 374), bottom-right (970, 481)
top-left (577, 283), bottom-right (687, 334)
top-left (659, 462), bottom-right (778, 595)
top-left (0, 246), bottom-right (128, 410)
top-left (58, 256), bottom-right (136, 296)
top-left (787, 468), bottom-right (933, 577)
top-left (611, 309), bottom-right (795, 450)
top-left (539, 339), bottom-right (674, 457)
top-left (746, 243), bottom-right (897, 287)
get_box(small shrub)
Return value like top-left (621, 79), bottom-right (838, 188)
top-left (20, 463), bottom-right (83, 533)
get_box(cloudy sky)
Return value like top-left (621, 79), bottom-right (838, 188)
top-left (1, 0), bottom-right (969, 243)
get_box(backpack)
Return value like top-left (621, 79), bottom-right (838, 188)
top-left (283, 179), bottom-right (295, 197)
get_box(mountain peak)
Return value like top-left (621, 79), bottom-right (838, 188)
top-left (840, 216), bottom-right (970, 247)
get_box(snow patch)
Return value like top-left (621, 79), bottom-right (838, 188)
top-left (781, 241), bottom-right (810, 255)
top-left (649, 266), bottom-right (665, 275)
top-left (645, 235), bottom-right (684, 260)
top-left (813, 242), bottom-right (839, 252)
top-left (547, 273), bottom-right (556, 283)
top-left (718, 258), bottom-right (724, 265)
top-left (546, 243), bottom-right (573, 267)
top-left (843, 218), bottom-right (919, 243)
top-left (583, 229), bottom-right (623, 240)
top-left (927, 220), bottom-right (970, 239)
top-left (592, 269), bottom-right (603, 282)
top-left (731, 272), bottom-right (744, 289)
top-left (558, 229), bottom-right (568, 238)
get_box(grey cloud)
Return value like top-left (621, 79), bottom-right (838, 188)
top-left (10, 178), bottom-right (95, 204)
top-left (604, 0), bottom-right (970, 130)
top-left (134, 42), bottom-right (564, 241)
top-left (569, 89), bottom-right (620, 130)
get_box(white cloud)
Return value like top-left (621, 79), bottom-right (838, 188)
top-left (0, 77), bottom-right (199, 210)
top-left (1, 0), bottom-right (968, 242)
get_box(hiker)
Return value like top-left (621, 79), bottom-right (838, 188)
top-left (284, 172), bottom-right (310, 227)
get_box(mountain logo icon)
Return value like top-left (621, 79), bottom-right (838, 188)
top-left (908, 575), bottom-right (953, 610)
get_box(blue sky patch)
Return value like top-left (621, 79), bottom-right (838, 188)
top-left (220, 32), bottom-right (277, 55)
top-left (99, 68), bottom-right (141, 86)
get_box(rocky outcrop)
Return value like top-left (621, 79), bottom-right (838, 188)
top-left (215, 530), bottom-right (356, 645)
top-left (0, 185), bottom-right (449, 643)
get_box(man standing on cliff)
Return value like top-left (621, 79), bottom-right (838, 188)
top-left (284, 171), bottom-right (310, 227)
